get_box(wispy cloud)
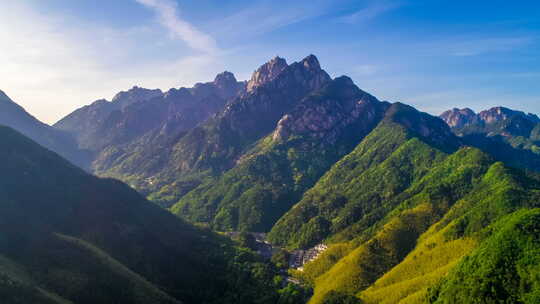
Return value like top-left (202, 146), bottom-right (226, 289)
top-left (209, 0), bottom-right (332, 40)
top-left (0, 2), bottom-right (225, 124)
top-left (338, 1), bottom-right (402, 24)
top-left (135, 0), bottom-right (218, 54)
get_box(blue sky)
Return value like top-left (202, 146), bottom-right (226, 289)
top-left (1, 0), bottom-right (539, 124)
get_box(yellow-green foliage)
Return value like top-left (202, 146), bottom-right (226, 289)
top-left (359, 222), bottom-right (477, 304)
top-left (428, 209), bottom-right (540, 303)
top-left (295, 243), bottom-right (354, 285)
top-left (309, 204), bottom-right (435, 304)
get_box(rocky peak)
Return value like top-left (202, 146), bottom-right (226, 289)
top-left (280, 55), bottom-right (331, 93)
top-left (440, 108), bottom-right (478, 128)
top-left (478, 107), bottom-right (540, 125)
top-left (301, 54), bottom-right (321, 70)
top-left (213, 71), bottom-right (237, 88)
top-left (246, 56), bottom-right (288, 92)
top-left (112, 86), bottom-right (163, 109)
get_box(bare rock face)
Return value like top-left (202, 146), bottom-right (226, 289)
top-left (478, 107), bottom-right (540, 125)
top-left (440, 108), bottom-right (478, 129)
top-left (441, 106), bottom-right (540, 139)
top-left (272, 76), bottom-right (386, 145)
top-left (441, 107), bottom-right (540, 130)
top-left (246, 56), bottom-right (288, 92)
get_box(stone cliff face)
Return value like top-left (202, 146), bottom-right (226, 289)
top-left (246, 56), bottom-right (288, 92)
top-left (478, 107), bottom-right (540, 125)
top-left (272, 76), bottom-right (386, 144)
top-left (167, 55), bottom-right (332, 175)
top-left (440, 108), bottom-right (478, 129)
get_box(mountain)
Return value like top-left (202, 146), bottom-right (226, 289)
top-left (42, 53), bottom-right (540, 303)
top-left (54, 72), bottom-right (247, 191)
top-left (55, 72), bottom-right (245, 153)
top-left (268, 102), bottom-right (461, 248)
top-left (440, 106), bottom-right (540, 138)
top-left (440, 106), bottom-right (540, 171)
top-left (246, 56), bottom-right (288, 92)
top-left (117, 55), bottom-right (333, 204)
top-left (171, 76), bottom-right (389, 232)
top-left (0, 126), bottom-right (299, 304)
top-left (54, 86), bottom-right (164, 151)
top-left (271, 104), bottom-right (540, 303)
top-left (0, 90), bottom-right (90, 168)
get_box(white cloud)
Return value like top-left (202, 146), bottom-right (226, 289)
top-left (0, 2), bottom-right (223, 124)
top-left (135, 0), bottom-right (218, 54)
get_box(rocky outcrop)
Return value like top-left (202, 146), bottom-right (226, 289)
top-left (441, 106), bottom-right (540, 138)
top-left (440, 108), bottom-right (478, 129)
top-left (478, 106), bottom-right (539, 124)
top-left (272, 76), bottom-right (386, 144)
top-left (213, 71), bottom-right (247, 98)
top-left (167, 55), bottom-right (332, 175)
top-left (246, 56), bottom-right (288, 92)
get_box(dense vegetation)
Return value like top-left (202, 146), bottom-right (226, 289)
top-left (428, 209), bottom-right (540, 303)
top-left (172, 77), bottom-right (387, 232)
top-left (268, 103), bottom-right (460, 248)
top-left (292, 148), bottom-right (540, 303)
top-left (0, 126), bottom-right (299, 304)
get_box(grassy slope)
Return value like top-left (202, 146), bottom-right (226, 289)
top-left (428, 209), bottom-right (540, 303)
top-left (303, 147), bottom-right (494, 303)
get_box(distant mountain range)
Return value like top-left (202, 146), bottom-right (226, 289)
top-left (1, 54), bottom-right (539, 303)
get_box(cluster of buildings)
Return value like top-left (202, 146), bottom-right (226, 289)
top-left (288, 244), bottom-right (328, 270)
top-left (224, 232), bottom-right (328, 271)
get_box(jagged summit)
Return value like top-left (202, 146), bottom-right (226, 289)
top-left (214, 71), bottom-right (237, 84)
top-left (441, 106), bottom-right (540, 130)
top-left (479, 106), bottom-right (540, 124)
top-left (246, 56), bottom-right (288, 92)
top-left (440, 107), bottom-right (478, 128)
top-left (301, 54), bottom-right (321, 70)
